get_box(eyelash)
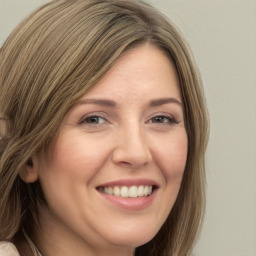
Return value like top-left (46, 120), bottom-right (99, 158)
top-left (80, 115), bottom-right (108, 125)
top-left (80, 114), bottom-right (178, 126)
top-left (147, 115), bottom-right (178, 125)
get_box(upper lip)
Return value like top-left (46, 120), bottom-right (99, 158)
top-left (97, 178), bottom-right (160, 188)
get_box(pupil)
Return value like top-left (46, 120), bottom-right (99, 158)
top-left (88, 116), bottom-right (99, 123)
top-left (154, 117), bottom-right (164, 123)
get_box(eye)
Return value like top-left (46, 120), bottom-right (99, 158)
top-left (148, 115), bottom-right (177, 124)
top-left (81, 115), bottom-right (107, 125)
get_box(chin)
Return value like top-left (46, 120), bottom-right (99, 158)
top-left (101, 224), bottom-right (159, 249)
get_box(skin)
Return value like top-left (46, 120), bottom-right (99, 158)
top-left (26, 44), bottom-right (188, 256)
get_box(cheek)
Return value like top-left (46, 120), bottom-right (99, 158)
top-left (147, 131), bottom-right (187, 228)
top-left (49, 132), bottom-right (110, 179)
top-left (36, 134), bottom-right (109, 215)
top-left (152, 131), bottom-right (188, 182)
top-left (37, 130), bottom-right (115, 204)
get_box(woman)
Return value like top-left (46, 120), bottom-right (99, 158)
top-left (0, 0), bottom-right (209, 255)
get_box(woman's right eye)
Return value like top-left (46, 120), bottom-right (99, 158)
top-left (81, 115), bottom-right (107, 125)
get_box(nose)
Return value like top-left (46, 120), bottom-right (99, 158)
top-left (112, 125), bottom-right (152, 169)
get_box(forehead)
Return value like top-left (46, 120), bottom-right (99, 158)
top-left (82, 44), bottom-right (181, 103)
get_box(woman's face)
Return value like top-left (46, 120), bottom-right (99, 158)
top-left (33, 44), bottom-right (188, 255)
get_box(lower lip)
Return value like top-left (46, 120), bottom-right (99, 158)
top-left (98, 189), bottom-right (157, 211)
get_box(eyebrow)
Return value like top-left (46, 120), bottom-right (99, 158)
top-left (149, 97), bottom-right (182, 107)
top-left (76, 97), bottom-right (182, 107)
top-left (77, 99), bottom-right (117, 107)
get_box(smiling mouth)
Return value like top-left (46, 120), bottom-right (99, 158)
top-left (97, 185), bottom-right (154, 198)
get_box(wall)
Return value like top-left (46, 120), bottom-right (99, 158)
top-left (147, 1), bottom-right (256, 255)
top-left (0, 1), bottom-right (255, 255)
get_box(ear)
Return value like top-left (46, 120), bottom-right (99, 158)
top-left (19, 157), bottom-right (39, 183)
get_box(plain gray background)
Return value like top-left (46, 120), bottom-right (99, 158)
top-left (0, 0), bottom-right (255, 255)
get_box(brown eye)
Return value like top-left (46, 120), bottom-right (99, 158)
top-left (83, 116), bottom-right (106, 124)
top-left (149, 115), bottom-right (176, 124)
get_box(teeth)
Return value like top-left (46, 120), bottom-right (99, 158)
top-left (148, 186), bottom-right (153, 195)
top-left (137, 185), bottom-right (144, 196)
top-left (108, 187), bottom-right (113, 195)
top-left (144, 186), bottom-right (149, 196)
top-left (113, 186), bottom-right (121, 196)
top-left (120, 186), bottom-right (129, 197)
top-left (100, 185), bottom-right (153, 198)
top-left (129, 186), bottom-right (137, 198)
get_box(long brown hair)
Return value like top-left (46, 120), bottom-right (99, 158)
top-left (0, 1), bottom-right (209, 255)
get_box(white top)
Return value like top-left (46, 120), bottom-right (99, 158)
top-left (0, 242), bottom-right (20, 256)
top-left (0, 233), bottom-right (42, 256)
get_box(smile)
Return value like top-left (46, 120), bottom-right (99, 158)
top-left (98, 185), bottom-right (153, 198)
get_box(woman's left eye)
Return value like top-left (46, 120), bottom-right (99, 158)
top-left (148, 115), bottom-right (177, 124)
top-left (82, 115), bottom-right (107, 125)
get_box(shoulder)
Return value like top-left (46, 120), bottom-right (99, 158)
top-left (0, 242), bottom-right (20, 256)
